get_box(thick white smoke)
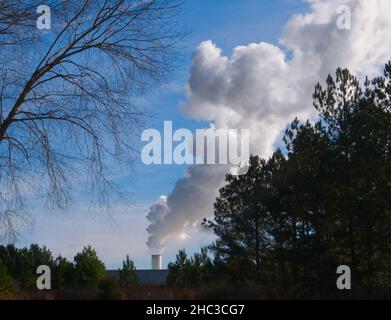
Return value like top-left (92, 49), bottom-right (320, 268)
top-left (146, 165), bottom-right (229, 250)
top-left (146, 0), bottom-right (391, 250)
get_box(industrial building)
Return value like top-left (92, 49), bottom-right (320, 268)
top-left (106, 254), bottom-right (168, 285)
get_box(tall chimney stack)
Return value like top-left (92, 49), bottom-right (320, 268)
top-left (151, 254), bottom-right (162, 270)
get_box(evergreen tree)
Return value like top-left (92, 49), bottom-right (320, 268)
top-left (74, 246), bottom-right (105, 286)
top-left (119, 255), bottom-right (138, 287)
top-left (205, 153), bottom-right (285, 283)
top-left (53, 255), bottom-right (75, 289)
top-left (206, 63), bottom-right (391, 291)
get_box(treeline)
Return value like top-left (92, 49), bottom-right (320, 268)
top-left (0, 244), bottom-right (138, 297)
top-left (168, 65), bottom-right (391, 294)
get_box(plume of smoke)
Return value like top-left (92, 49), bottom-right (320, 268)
top-left (146, 0), bottom-right (391, 250)
top-left (146, 195), bottom-right (169, 250)
top-left (146, 165), bottom-right (228, 250)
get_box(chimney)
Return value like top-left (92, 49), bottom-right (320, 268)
top-left (151, 254), bottom-right (162, 270)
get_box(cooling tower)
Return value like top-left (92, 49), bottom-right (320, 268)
top-left (151, 254), bottom-right (162, 270)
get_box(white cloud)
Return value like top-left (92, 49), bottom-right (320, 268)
top-left (146, 0), bottom-right (391, 249)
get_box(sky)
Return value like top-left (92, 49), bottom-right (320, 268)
top-left (16, 0), bottom-right (391, 269)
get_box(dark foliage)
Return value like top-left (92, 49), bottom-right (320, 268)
top-left (98, 277), bottom-right (121, 300)
top-left (0, 244), bottom-right (129, 294)
top-left (199, 64), bottom-right (391, 292)
top-left (167, 248), bottom-right (214, 287)
top-left (119, 254), bottom-right (138, 288)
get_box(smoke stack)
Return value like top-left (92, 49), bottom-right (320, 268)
top-left (151, 254), bottom-right (162, 270)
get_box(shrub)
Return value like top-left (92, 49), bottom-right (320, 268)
top-left (0, 262), bottom-right (16, 296)
top-left (98, 277), bottom-right (121, 300)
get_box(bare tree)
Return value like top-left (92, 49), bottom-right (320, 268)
top-left (0, 0), bottom-right (182, 241)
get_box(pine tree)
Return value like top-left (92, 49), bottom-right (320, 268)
top-left (119, 255), bottom-right (138, 287)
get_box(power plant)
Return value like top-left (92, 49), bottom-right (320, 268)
top-left (106, 253), bottom-right (167, 284)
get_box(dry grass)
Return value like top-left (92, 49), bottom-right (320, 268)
top-left (2, 285), bottom-right (391, 300)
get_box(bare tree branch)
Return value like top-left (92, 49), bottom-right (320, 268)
top-left (0, 0), bottom-right (183, 241)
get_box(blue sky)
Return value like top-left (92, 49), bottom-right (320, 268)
top-left (132, 0), bottom-right (310, 202)
top-left (18, 0), bottom-right (310, 269)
